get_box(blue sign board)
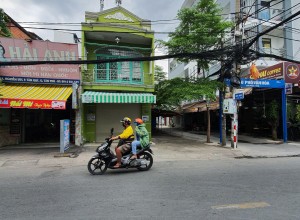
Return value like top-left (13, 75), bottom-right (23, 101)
top-left (0, 76), bottom-right (80, 85)
top-left (285, 83), bottom-right (293, 95)
top-left (234, 93), bottom-right (244, 100)
top-left (224, 78), bottom-right (231, 86)
top-left (240, 78), bottom-right (285, 88)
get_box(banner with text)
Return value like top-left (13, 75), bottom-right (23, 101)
top-left (0, 37), bottom-right (80, 84)
top-left (254, 63), bottom-right (284, 79)
top-left (241, 78), bottom-right (285, 88)
top-left (0, 98), bottom-right (66, 109)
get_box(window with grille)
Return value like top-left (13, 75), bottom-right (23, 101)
top-left (95, 47), bottom-right (143, 83)
top-left (96, 57), bottom-right (107, 80)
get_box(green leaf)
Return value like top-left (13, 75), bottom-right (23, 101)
top-left (160, 0), bottom-right (233, 69)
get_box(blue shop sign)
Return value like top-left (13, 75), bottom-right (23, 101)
top-left (240, 78), bottom-right (285, 88)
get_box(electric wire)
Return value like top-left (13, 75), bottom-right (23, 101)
top-left (2, 2), bottom-right (300, 80)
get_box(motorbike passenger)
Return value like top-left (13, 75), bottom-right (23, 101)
top-left (130, 118), bottom-right (149, 160)
top-left (110, 117), bottom-right (134, 168)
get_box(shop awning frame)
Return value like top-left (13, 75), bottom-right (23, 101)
top-left (82, 91), bottom-right (156, 104)
top-left (0, 84), bottom-right (72, 109)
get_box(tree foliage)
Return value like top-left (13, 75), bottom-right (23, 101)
top-left (154, 65), bottom-right (166, 83)
top-left (155, 77), bottom-right (222, 109)
top-left (296, 105), bottom-right (300, 123)
top-left (162, 0), bottom-right (233, 70)
top-left (0, 9), bottom-right (12, 37)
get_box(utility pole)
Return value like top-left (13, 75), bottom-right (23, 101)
top-left (219, 36), bottom-right (226, 146)
top-left (230, 0), bottom-right (242, 149)
top-left (207, 99), bottom-right (211, 143)
top-left (100, 0), bottom-right (104, 12)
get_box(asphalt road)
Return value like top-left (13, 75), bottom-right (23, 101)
top-left (1, 156), bottom-right (300, 220)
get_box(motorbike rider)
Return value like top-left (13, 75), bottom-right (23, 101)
top-left (110, 117), bottom-right (134, 168)
top-left (130, 118), bottom-right (149, 160)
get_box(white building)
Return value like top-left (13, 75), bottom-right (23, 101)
top-left (168, 0), bottom-right (236, 80)
top-left (240, 0), bottom-right (300, 73)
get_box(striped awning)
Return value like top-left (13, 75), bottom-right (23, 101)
top-left (0, 84), bottom-right (72, 109)
top-left (82, 91), bottom-right (156, 104)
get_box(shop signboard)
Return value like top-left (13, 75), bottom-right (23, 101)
top-left (254, 63), bottom-right (284, 79)
top-left (254, 62), bottom-right (300, 84)
top-left (0, 98), bottom-right (66, 109)
top-left (284, 62), bottom-right (300, 84)
top-left (241, 78), bottom-right (285, 88)
top-left (0, 37), bottom-right (80, 84)
top-left (60, 119), bottom-right (70, 153)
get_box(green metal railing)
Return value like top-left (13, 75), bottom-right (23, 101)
top-left (94, 67), bottom-right (144, 84)
top-left (82, 68), bottom-right (147, 85)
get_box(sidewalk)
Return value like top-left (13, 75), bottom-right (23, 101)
top-left (159, 127), bottom-right (300, 158)
top-left (1, 130), bottom-right (300, 169)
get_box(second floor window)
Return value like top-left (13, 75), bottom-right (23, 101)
top-left (262, 38), bottom-right (271, 54)
top-left (94, 47), bottom-right (144, 83)
top-left (96, 55), bottom-right (143, 82)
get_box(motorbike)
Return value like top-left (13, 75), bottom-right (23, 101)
top-left (87, 128), bottom-right (154, 175)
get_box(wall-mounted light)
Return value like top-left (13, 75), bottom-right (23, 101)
top-left (115, 36), bottom-right (121, 44)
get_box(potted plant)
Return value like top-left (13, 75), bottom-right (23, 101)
top-left (265, 100), bottom-right (279, 140)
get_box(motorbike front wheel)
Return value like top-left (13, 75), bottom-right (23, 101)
top-left (87, 157), bottom-right (108, 175)
top-left (137, 152), bottom-right (153, 171)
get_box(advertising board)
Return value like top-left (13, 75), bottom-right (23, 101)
top-left (0, 37), bottom-right (80, 84)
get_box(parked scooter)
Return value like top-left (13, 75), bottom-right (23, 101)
top-left (87, 128), bottom-right (153, 175)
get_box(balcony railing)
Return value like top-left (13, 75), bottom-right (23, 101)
top-left (82, 68), bottom-right (147, 85)
top-left (261, 47), bottom-right (285, 60)
top-left (260, 9), bottom-right (284, 21)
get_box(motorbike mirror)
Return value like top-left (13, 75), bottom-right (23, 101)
top-left (110, 128), bottom-right (114, 135)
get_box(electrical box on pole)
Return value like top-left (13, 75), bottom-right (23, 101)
top-left (223, 98), bottom-right (238, 149)
top-left (223, 99), bottom-right (237, 114)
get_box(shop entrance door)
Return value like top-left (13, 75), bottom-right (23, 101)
top-left (24, 108), bottom-right (72, 143)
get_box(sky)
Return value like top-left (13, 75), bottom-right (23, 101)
top-left (0, 0), bottom-right (186, 72)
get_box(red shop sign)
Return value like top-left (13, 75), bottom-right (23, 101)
top-left (0, 98), bottom-right (66, 109)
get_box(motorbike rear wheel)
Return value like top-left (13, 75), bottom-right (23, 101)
top-left (87, 157), bottom-right (108, 175)
top-left (137, 152), bottom-right (153, 171)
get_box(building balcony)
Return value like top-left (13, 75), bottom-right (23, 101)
top-left (261, 47), bottom-right (285, 60)
top-left (82, 68), bottom-right (153, 85)
top-left (261, 8), bottom-right (284, 22)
